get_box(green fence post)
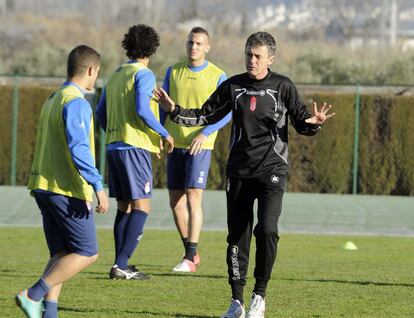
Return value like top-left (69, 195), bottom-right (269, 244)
top-left (98, 79), bottom-right (106, 182)
top-left (10, 75), bottom-right (20, 185)
top-left (99, 128), bottom-right (106, 179)
top-left (352, 83), bottom-right (361, 195)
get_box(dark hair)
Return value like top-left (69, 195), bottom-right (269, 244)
top-left (189, 26), bottom-right (210, 39)
top-left (67, 45), bottom-right (100, 78)
top-left (122, 24), bottom-right (160, 59)
top-left (245, 32), bottom-right (276, 56)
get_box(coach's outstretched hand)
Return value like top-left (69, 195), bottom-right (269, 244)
top-left (95, 189), bottom-right (109, 213)
top-left (305, 102), bottom-right (335, 125)
top-left (153, 88), bottom-right (176, 113)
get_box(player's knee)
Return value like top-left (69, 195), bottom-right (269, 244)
top-left (53, 251), bottom-right (69, 259)
top-left (170, 198), bottom-right (185, 211)
top-left (132, 199), bottom-right (151, 213)
top-left (186, 188), bottom-right (202, 199)
top-left (169, 199), bottom-right (177, 210)
top-left (89, 253), bottom-right (99, 264)
top-left (186, 191), bottom-right (203, 210)
top-left (117, 201), bottom-right (131, 212)
top-left (187, 199), bottom-right (202, 214)
top-left (254, 226), bottom-right (278, 238)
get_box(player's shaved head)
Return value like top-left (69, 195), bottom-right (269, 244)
top-left (67, 45), bottom-right (100, 78)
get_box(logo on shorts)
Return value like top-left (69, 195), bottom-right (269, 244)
top-left (226, 178), bottom-right (230, 192)
top-left (197, 171), bottom-right (205, 184)
top-left (271, 175), bottom-right (279, 183)
top-left (144, 181), bottom-right (151, 194)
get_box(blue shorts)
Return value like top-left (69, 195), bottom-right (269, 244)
top-left (167, 148), bottom-right (212, 190)
top-left (34, 191), bottom-right (98, 257)
top-left (107, 148), bottom-right (152, 201)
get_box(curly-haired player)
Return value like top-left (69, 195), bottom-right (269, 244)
top-left (96, 24), bottom-right (174, 280)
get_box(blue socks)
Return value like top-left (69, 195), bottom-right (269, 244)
top-left (43, 300), bottom-right (58, 318)
top-left (28, 278), bottom-right (51, 301)
top-left (113, 210), bottom-right (130, 262)
top-left (116, 210), bottom-right (148, 269)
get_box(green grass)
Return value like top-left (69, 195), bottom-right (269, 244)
top-left (1, 228), bottom-right (413, 317)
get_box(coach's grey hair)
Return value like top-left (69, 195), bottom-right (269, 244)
top-left (245, 32), bottom-right (276, 56)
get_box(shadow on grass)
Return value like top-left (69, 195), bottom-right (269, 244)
top-left (82, 263), bottom-right (175, 276)
top-left (0, 269), bottom-right (14, 273)
top-left (282, 277), bottom-right (414, 288)
top-left (0, 269), bottom-right (23, 278)
top-left (150, 272), bottom-right (226, 279)
top-left (81, 270), bottom-right (226, 280)
top-left (0, 270), bottom-right (38, 278)
top-left (126, 311), bottom-right (214, 318)
top-left (60, 306), bottom-right (215, 317)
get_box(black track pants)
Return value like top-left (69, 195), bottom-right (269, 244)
top-left (225, 172), bottom-right (286, 302)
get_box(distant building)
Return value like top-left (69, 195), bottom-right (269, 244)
top-left (0, 0), bottom-right (8, 16)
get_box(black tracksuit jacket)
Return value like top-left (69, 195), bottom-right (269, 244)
top-left (169, 70), bottom-right (321, 178)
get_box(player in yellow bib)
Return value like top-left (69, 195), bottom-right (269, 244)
top-left (17, 45), bottom-right (108, 318)
top-left (97, 24), bottom-right (174, 280)
top-left (161, 27), bottom-right (231, 272)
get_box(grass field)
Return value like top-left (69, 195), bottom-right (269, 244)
top-left (1, 228), bottom-right (413, 317)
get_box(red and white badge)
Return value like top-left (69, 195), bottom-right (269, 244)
top-left (250, 96), bottom-right (256, 111)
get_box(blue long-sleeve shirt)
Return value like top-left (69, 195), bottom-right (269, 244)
top-left (63, 82), bottom-right (103, 192)
top-left (160, 61), bottom-right (231, 136)
top-left (96, 62), bottom-right (169, 150)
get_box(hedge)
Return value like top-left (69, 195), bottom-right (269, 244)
top-left (0, 85), bottom-right (55, 185)
top-left (358, 95), bottom-right (414, 195)
top-left (0, 85), bottom-right (412, 195)
top-left (287, 93), bottom-right (355, 193)
top-left (0, 86), bottom-right (13, 185)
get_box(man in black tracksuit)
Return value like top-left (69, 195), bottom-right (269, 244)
top-left (155, 32), bottom-right (335, 318)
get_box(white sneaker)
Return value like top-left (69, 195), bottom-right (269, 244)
top-left (221, 299), bottom-right (245, 318)
top-left (246, 293), bottom-right (265, 318)
top-left (173, 259), bottom-right (197, 272)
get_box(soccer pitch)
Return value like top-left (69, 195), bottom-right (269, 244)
top-left (1, 228), bottom-right (413, 317)
top-left (1, 187), bottom-right (414, 317)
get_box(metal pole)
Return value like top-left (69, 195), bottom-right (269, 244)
top-left (98, 80), bottom-right (106, 182)
top-left (352, 83), bottom-right (361, 194)
top-left (99, 127), bottom-right (106, 179)
top-left (10, 75), bottom-right (20, 185)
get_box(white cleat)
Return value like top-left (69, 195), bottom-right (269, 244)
top-left (246, 293), bottom-right (265, 318)
top-left (221, 299), bottom-right (245, 318)
top-left (173, 259), bottom-right (197, 272)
